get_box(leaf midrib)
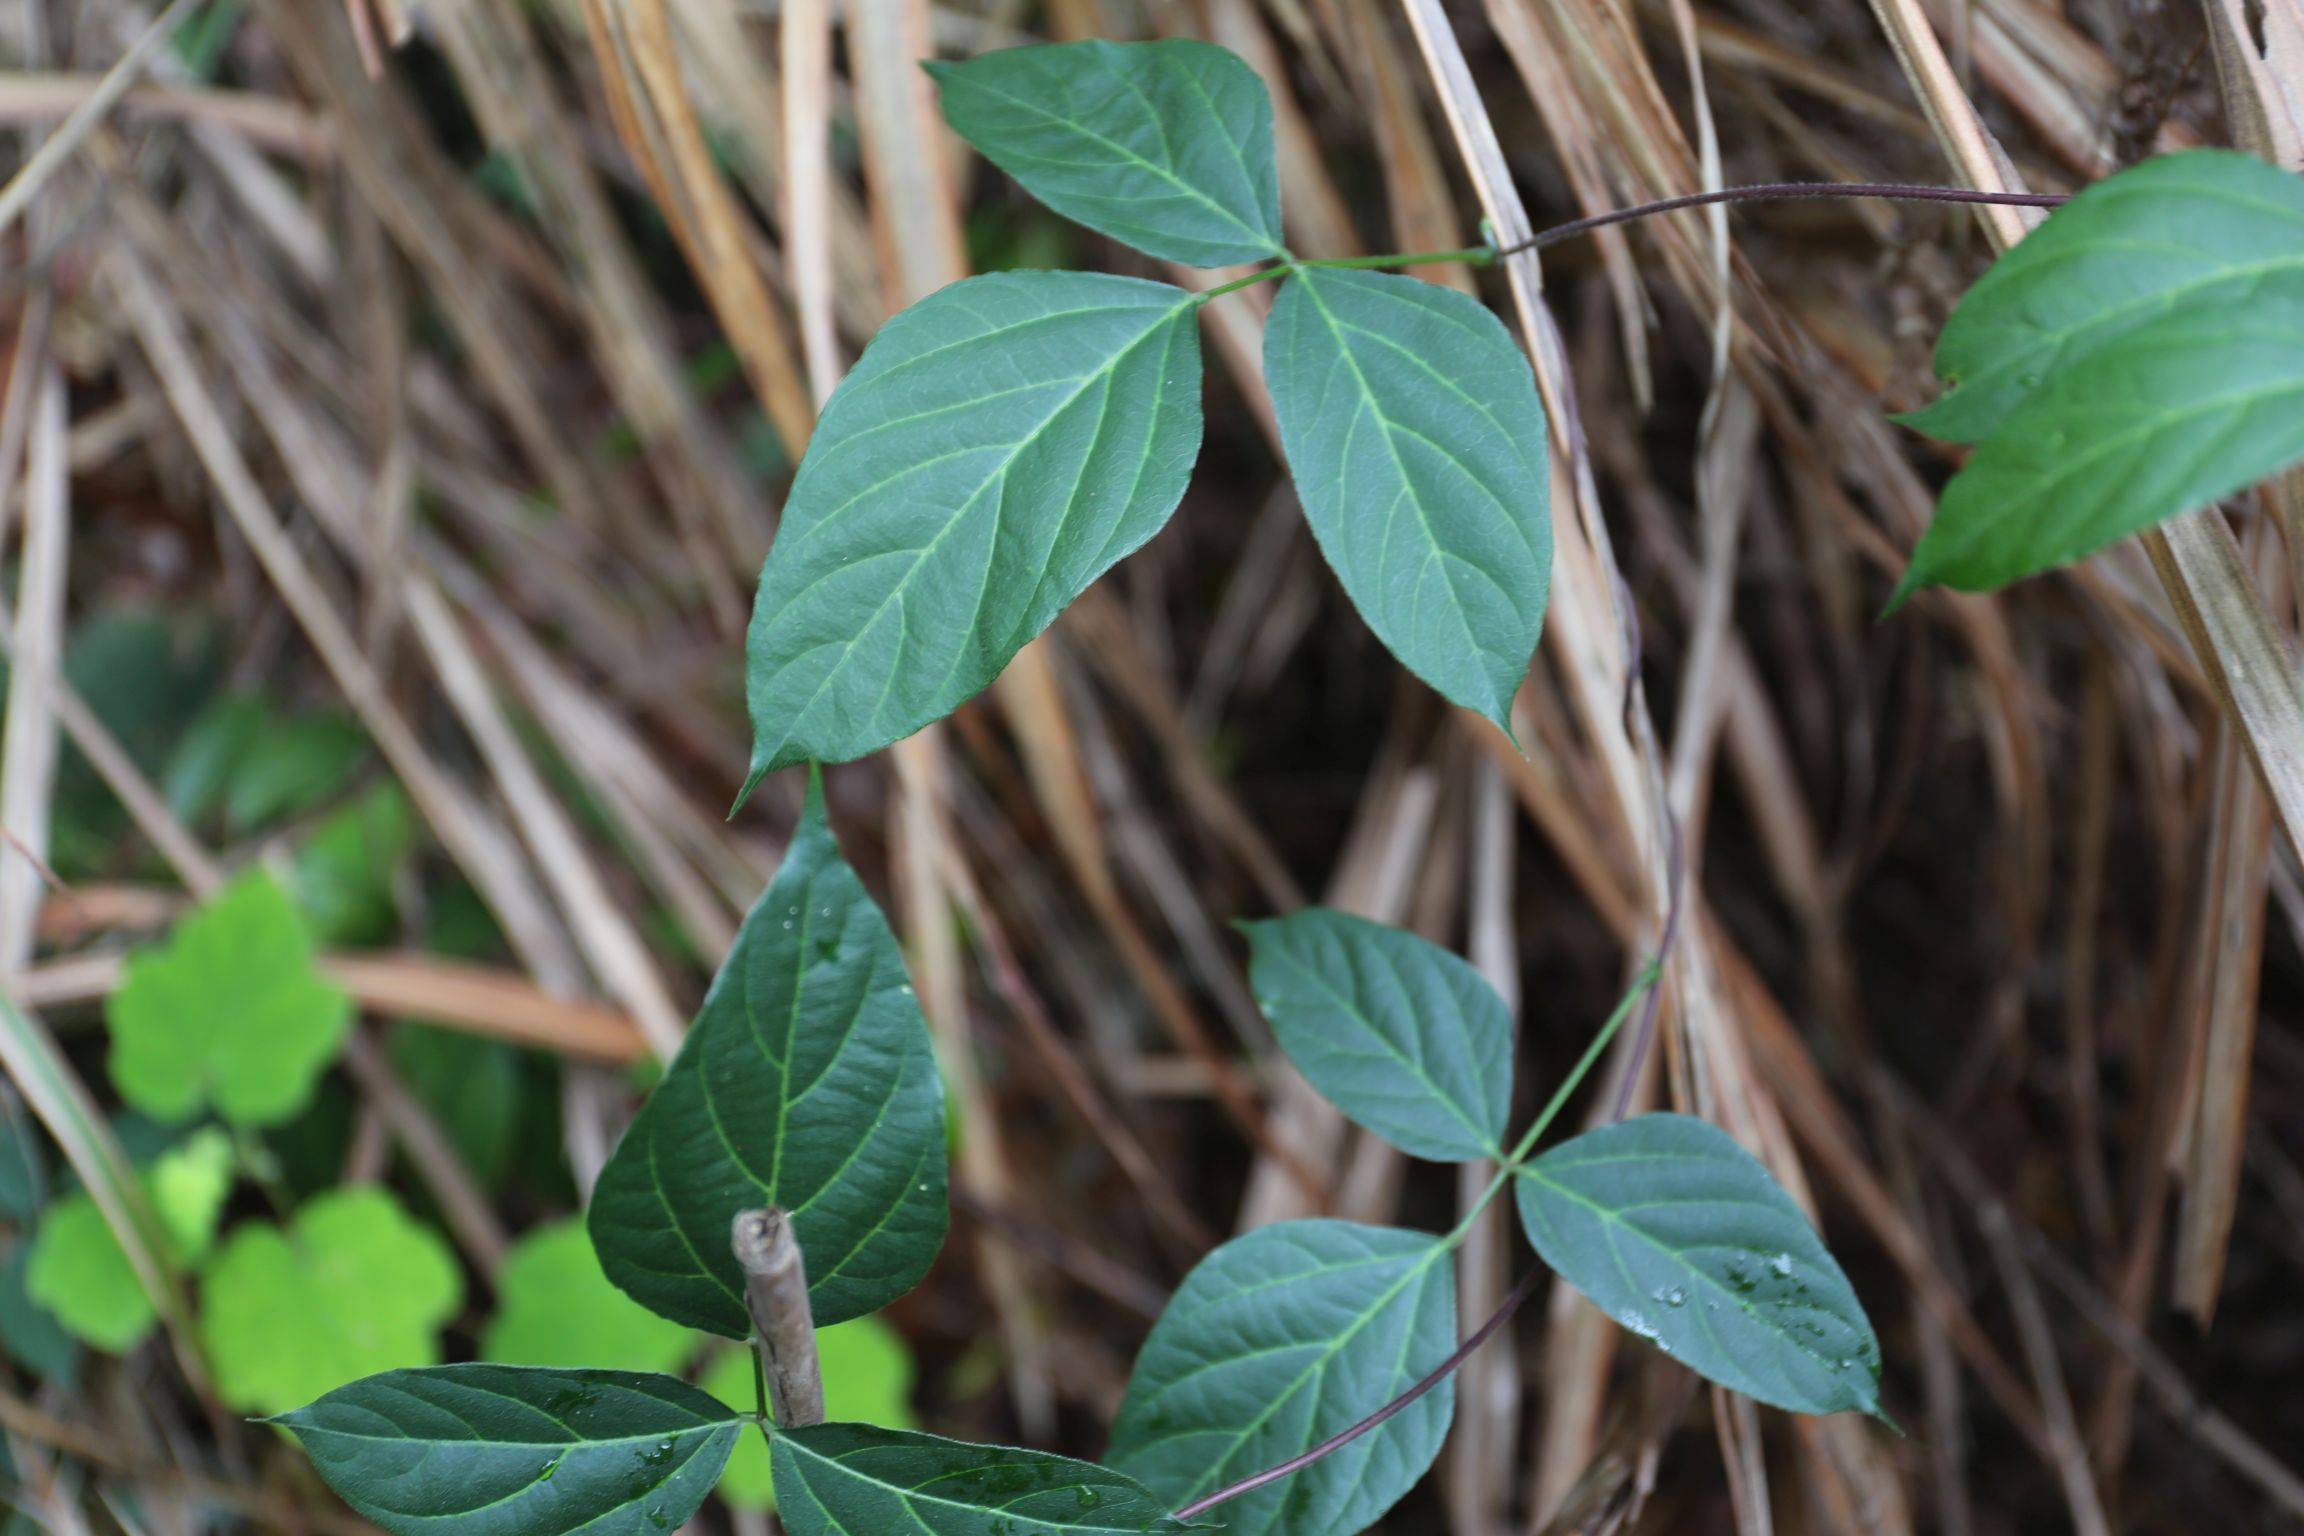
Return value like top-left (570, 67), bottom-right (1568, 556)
top-left (1516, 1164), bottom-right (1869, 1392)
top-left (756, 297), bottom-right (1192, 766)
top-left (1145, 1240), bottom-right (1448, 1503)
top-left (781, 1439), bottom-right (1150, 1535)
top-left (951, 67), bottom-right (1277, 254)
top-left (1259, 937), bottom-right (1498, 1156)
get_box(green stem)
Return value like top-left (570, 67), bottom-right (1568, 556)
top-left (1299, 247), bottom-right (1495, 273)
top-left (1439, 958), bottom-right (1664, 1249)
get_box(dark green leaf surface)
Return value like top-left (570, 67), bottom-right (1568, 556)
top-left (1514, 1113), bottom-right (1882, 1417)
top-left (745, 272), bottom-right (1202, 780)
top-left (1265, 268), bottom-right (1550, 732)
top-left (589, 775), bottom-right (947, 1335)
top-left (1108, 1219), bottom-right (1455, 1536)
top-left (929, 40), bottom-right (1285, 267)
top-left (1244, 909), bottom-right (1509, 1161)
top-left (774, 1423), bottom-right (1189, 1535)
top-left (275, 1365), bottom-right (739, 1536)
top-left (1894, 288), bottom-right (2304, 601)
top-left (1904, 151), bottom-right (2304, 442)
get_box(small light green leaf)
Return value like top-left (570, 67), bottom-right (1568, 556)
top-left (774, 1423), bottom-right (1192, 1535)
top-left (1514, 1113), bottom-right (1883, 1418)
top-left (1243, 909), bottom-right (1509, 1161)
top-left (1893, 288), bottom-right (2304, 603)
top-left (24, 1129), bottom-right (234, 1352)
top-left (25, 1194), bottom-right (159, 1353)
top-left (589, 774), bottom-right (948, 1336)
top-left (274, 1365), bottom-right (740, 1536)
top-left (483, 1219), bottom-right (694, 1376)
top-left (1109, 1219), bottom-right (1455, 1536)
top-left (1265, 268), bottom-right (1551, 731)
top-left (707, 1314), bottom-right (917, 1511)
top-left (107, 869), bottom-right (352, 1129)
top-left (929, 40), bottom-right (1285, 267)
top-left (1904, 151), bottom-right (2304, 442)
top-left (200, 1186), bottom-right (464, 1415)
top-left (745, 271), bottom-right (1201, 780)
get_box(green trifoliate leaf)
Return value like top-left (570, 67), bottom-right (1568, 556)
top-left (1109, 1219), bottom-right (1455, 1536)
top-left (589, 773), bottom-right (947, 1335)
top-left (107, 869), bottom-right (351, 1128)
top-left (928, 39), bottom-right (1285, 267)
top-left (1265, 268), bottom-right (1551, 732)
top-left (1903, 151), bottom-right (2304, 443)
top-left (274, 1365), bottom-right (740, 1536)
top-left (24, 1129), bottom-right (233, 1352)
top-left (1514, 1113), bottom-right (1883, 1418)
top-left (482, 1219), bottom-right (694, 1376)
top-left (1893, 288), bottom-right (2304, 602)
top-left (707, 1314), bottom-right (917, 1510)
top-left (774, 1424), bottom-right (1191, 1536)
top-left (1243, 909), bottom-right (1510, 1161)
top-left (745, 272), bottom-right (1202, 781)
top-left (199, 1186), bottom-right (463, 1414)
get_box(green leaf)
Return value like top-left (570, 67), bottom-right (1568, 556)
top-left (589, 774), bottom-right (948, 1335)
top-left (294, 784), bottom-right (416, 947)
top-left (1109, 1219), bottom-right (1455, 1536)
top-left (25, 1194), bottom-right (161, 1353)
top-left (774, 1424), bottom-right (1191, 1535)
top-left (929, 40), bottom-right (1285, 267)
top-left (1513, 1113), bottom-right (1883, 1418)
top-left (1243, 909), bottom-right (1510, 1161)
top-left (707, 1314), bottom-right (917, 1510)
top-left (483, 1219), bottom-right (694, 1376)
top-left (274, 1365), bottom-right (740, 1536)
top-left (199, 1186), bottom-right (464, 1414)
top-left (745, 272), bottom-right (1201, 780)
top-left (1893, 287), bottom-right (2304, 602)
top-left (1265, 268), bottom-right (1551, 732)
top-left (107, 869), bottom-right (352, 1129)
top-left (1903, 151), bottom-right (2304, 443)
top-left (388, 1024), bottom-right (525, 1193)
top-left (24, 1129), bottom-right (233, 1352)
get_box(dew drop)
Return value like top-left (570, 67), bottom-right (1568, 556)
top-left (1770, 1252), bottom-right (1793, 1277)
top-left (1651, 1285), bottom-right (1688, 1309)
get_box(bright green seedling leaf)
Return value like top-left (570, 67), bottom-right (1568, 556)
top-left (1893, 287), bottom-right (2304, 603)
top-left (929, 39), bottom-right (1285, 267)
top-left (745, 272), bottom-right (1201, 781)
top-left (1514, 1113), bottom-right (1883, 1418)
top-left (1243, 909), bottom-right (1510, 1161)
top-left (1109, 1219), bottom-right (1456, 1536)
top-left (708, 1314), bottom-right (917, 1510)
top-left (483, 1219), bottom-right (693, 1376)
top-left (26, 1195), bottom-right (162, 1353)
top-left (1903, 151), bottom-right (2304, 443)
top-left (200, 1186), bottom-right (463, 1414)
top-left (1265, 267), bottom-right (1551, 733)
top-left (24, 1129), bottom-right (233, 1352)
top-left (107, 868), bottom-right (352, 1128)
top-left (775, 1423), bottom-right (1192, 1535)
top-left (274, 1365), bottom-right (740, 1536)
top-left (590, 773), bottom-right (947, 1335)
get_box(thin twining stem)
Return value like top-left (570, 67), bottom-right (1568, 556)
top-left (1491, 181), bottom-right (2071, 257)
top-left (1188, 181), bottom-right (2075, 306)
top-left (1170, 1265), bottom-right (1545, 1522)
